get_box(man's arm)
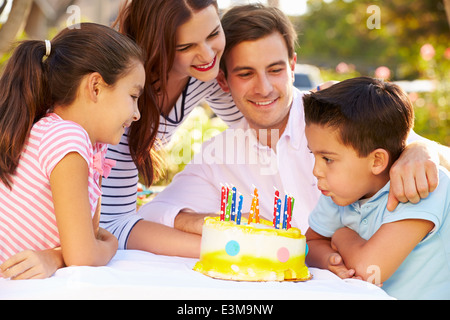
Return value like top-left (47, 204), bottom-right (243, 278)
top-left (174, 209), bottom-right (217, 235)
top-left (387, 139), bottom-right (450, 211)
top-left (138, 162), bottom-right (221, 231)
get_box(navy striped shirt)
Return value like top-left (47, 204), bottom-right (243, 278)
top-left (100, 78), bottom-right (242, 246)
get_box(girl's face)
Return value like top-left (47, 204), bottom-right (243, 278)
top-left (95, 61), bottom-right (145, 145)
top-left (171, 5), bottom-right (225, 82)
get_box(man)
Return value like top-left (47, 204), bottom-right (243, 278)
top-left (139, 4), bottom-right (449, 239)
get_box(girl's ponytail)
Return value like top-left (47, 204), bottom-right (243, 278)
top-left (0, 23), bottom-right (144, 189)
top-left (0, 40), bottom-right (50, 189)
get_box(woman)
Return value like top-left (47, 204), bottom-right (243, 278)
top-left (100, 0), bottom-right (242, 255)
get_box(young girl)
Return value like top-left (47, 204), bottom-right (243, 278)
top-left (0, 23), bottom-right (145, 280)
top-left (100, 0), bottom-right (242, 253)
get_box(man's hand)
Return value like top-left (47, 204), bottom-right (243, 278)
top-left (387, 140), bottom-right (439, 211)
top-left (174, 209), bottom-right (218, 235)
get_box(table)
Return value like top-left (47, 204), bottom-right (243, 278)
top-left (0, 250), bottom-right (393, 300)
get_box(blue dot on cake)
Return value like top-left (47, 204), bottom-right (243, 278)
top-left (225, 240), bottom-right (240, 256)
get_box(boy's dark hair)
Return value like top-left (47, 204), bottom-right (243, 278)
top-left (220, 3), bottom-right (297, 77)
top-left (303, 76), bottom-right (414, 164)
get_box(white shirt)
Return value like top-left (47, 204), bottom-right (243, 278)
top-left (139, 88), bottom-right (320, 233)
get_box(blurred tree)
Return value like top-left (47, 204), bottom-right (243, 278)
top-left (295, 0), bottom-right (449, 79)
top-left (444, 0), bottom-right (450, 25)
top-left (0, 0), bottom-right (33, 55)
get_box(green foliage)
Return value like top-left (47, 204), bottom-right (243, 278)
top-left (295, 0), bottom-right (449, 79)
top-left (154, 105), bottom-right (228, 185)
top-left (292, 0), bottom-right (449, 146)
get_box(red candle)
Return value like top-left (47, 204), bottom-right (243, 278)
top-left (273, 188), bottom-right (279, 227)
top-left (220, 185), bottom-right (226, 221)
top-left (287, 196), bottom-right (292, 229)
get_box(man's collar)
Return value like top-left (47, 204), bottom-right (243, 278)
top-left (232, 87), bottom-right (304, 151)
top-left (281, 88), bottom-right (303, 150)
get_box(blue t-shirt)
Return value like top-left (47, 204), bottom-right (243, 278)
top-left (308, 168), bottom-right (450, 300)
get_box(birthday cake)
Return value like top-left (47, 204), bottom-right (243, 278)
top-left (193, 186), bottom-right (311, 282)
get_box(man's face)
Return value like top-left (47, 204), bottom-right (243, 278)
top-left (218, 32), bottom-right (296, 134)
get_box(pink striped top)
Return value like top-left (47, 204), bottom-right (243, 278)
top-left (0, 113), bottom-right (106, 264)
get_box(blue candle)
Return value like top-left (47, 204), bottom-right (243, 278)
top-left (275, 198), bottom-right (282, 229)
top-left (282, 194), bottom-right (288, 229)
top-left (236, 194), bottom-right (243, 225)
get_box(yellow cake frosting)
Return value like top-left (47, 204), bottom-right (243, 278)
top-left (193, 217), bottom-right (311, 282)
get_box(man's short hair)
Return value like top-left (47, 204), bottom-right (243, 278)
top-left (220, 3), bottom-right (297, 76)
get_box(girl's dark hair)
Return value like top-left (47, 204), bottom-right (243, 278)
top-left (303, 76), bottom-right (415, 164)
top-left (114, 0), bottom-right (218, 186)
top-left (0, 23), bottom-right (144, 189)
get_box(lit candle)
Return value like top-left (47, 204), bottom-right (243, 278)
top-left (255, 196), bottom-right (260, 224)
top-left (286, 196), bottom-right (292, 230)
top-left (236, 194), bottom-right (243, 225)
top-left (273, 188), bottom-right (279, 227)
top-left (254, 187), bottom-right (260, 224)
top-left (248, 194), bottom-right (256, 224)
top-left (220, 184), bottom-right (226, 221)
top-left (282, 194), bottom-right (288, 229)
top-left (225, 187), bottom-right (233, 221)
top-left (231, 186), bottom-right (237, 221)
top-left (290, 197), bottom-right (295, 226)
top-left (275, 198), bottom-right (282, 229)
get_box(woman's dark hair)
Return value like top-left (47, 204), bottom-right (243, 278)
top-left (114, 0), bottom-right (218, 186)
top-left (303, 76), bottom-right (415, 164)
top-left (0, 23), bottom-right (144, 189)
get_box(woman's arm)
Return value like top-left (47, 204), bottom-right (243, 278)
top-left (50, 152), bottom-right (118, 267)
top-left (331, 219), bottom-right (434, 285)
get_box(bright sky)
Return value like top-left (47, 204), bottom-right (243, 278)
top-left (217, 0), bottom-right (307, 16)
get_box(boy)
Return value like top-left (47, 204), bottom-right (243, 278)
top-left (303, 77), bottom-right (449, 299)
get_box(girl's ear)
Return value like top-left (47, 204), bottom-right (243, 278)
top-left (370, 148), bottom-right (390, 175)
top-left (86, 72), bottom-right (104, 102)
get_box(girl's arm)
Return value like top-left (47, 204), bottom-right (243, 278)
top-left (50, 152), bottom-right (118, 267)
top-left (0, 248), bottom-right (64, 280)
top-left (331, 219), bottom-right (434, 285)
top-left (305, 228), bottom-right (356, 279)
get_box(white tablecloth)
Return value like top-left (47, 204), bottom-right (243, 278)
top-left (0, 250), bottom-right (393, 300)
